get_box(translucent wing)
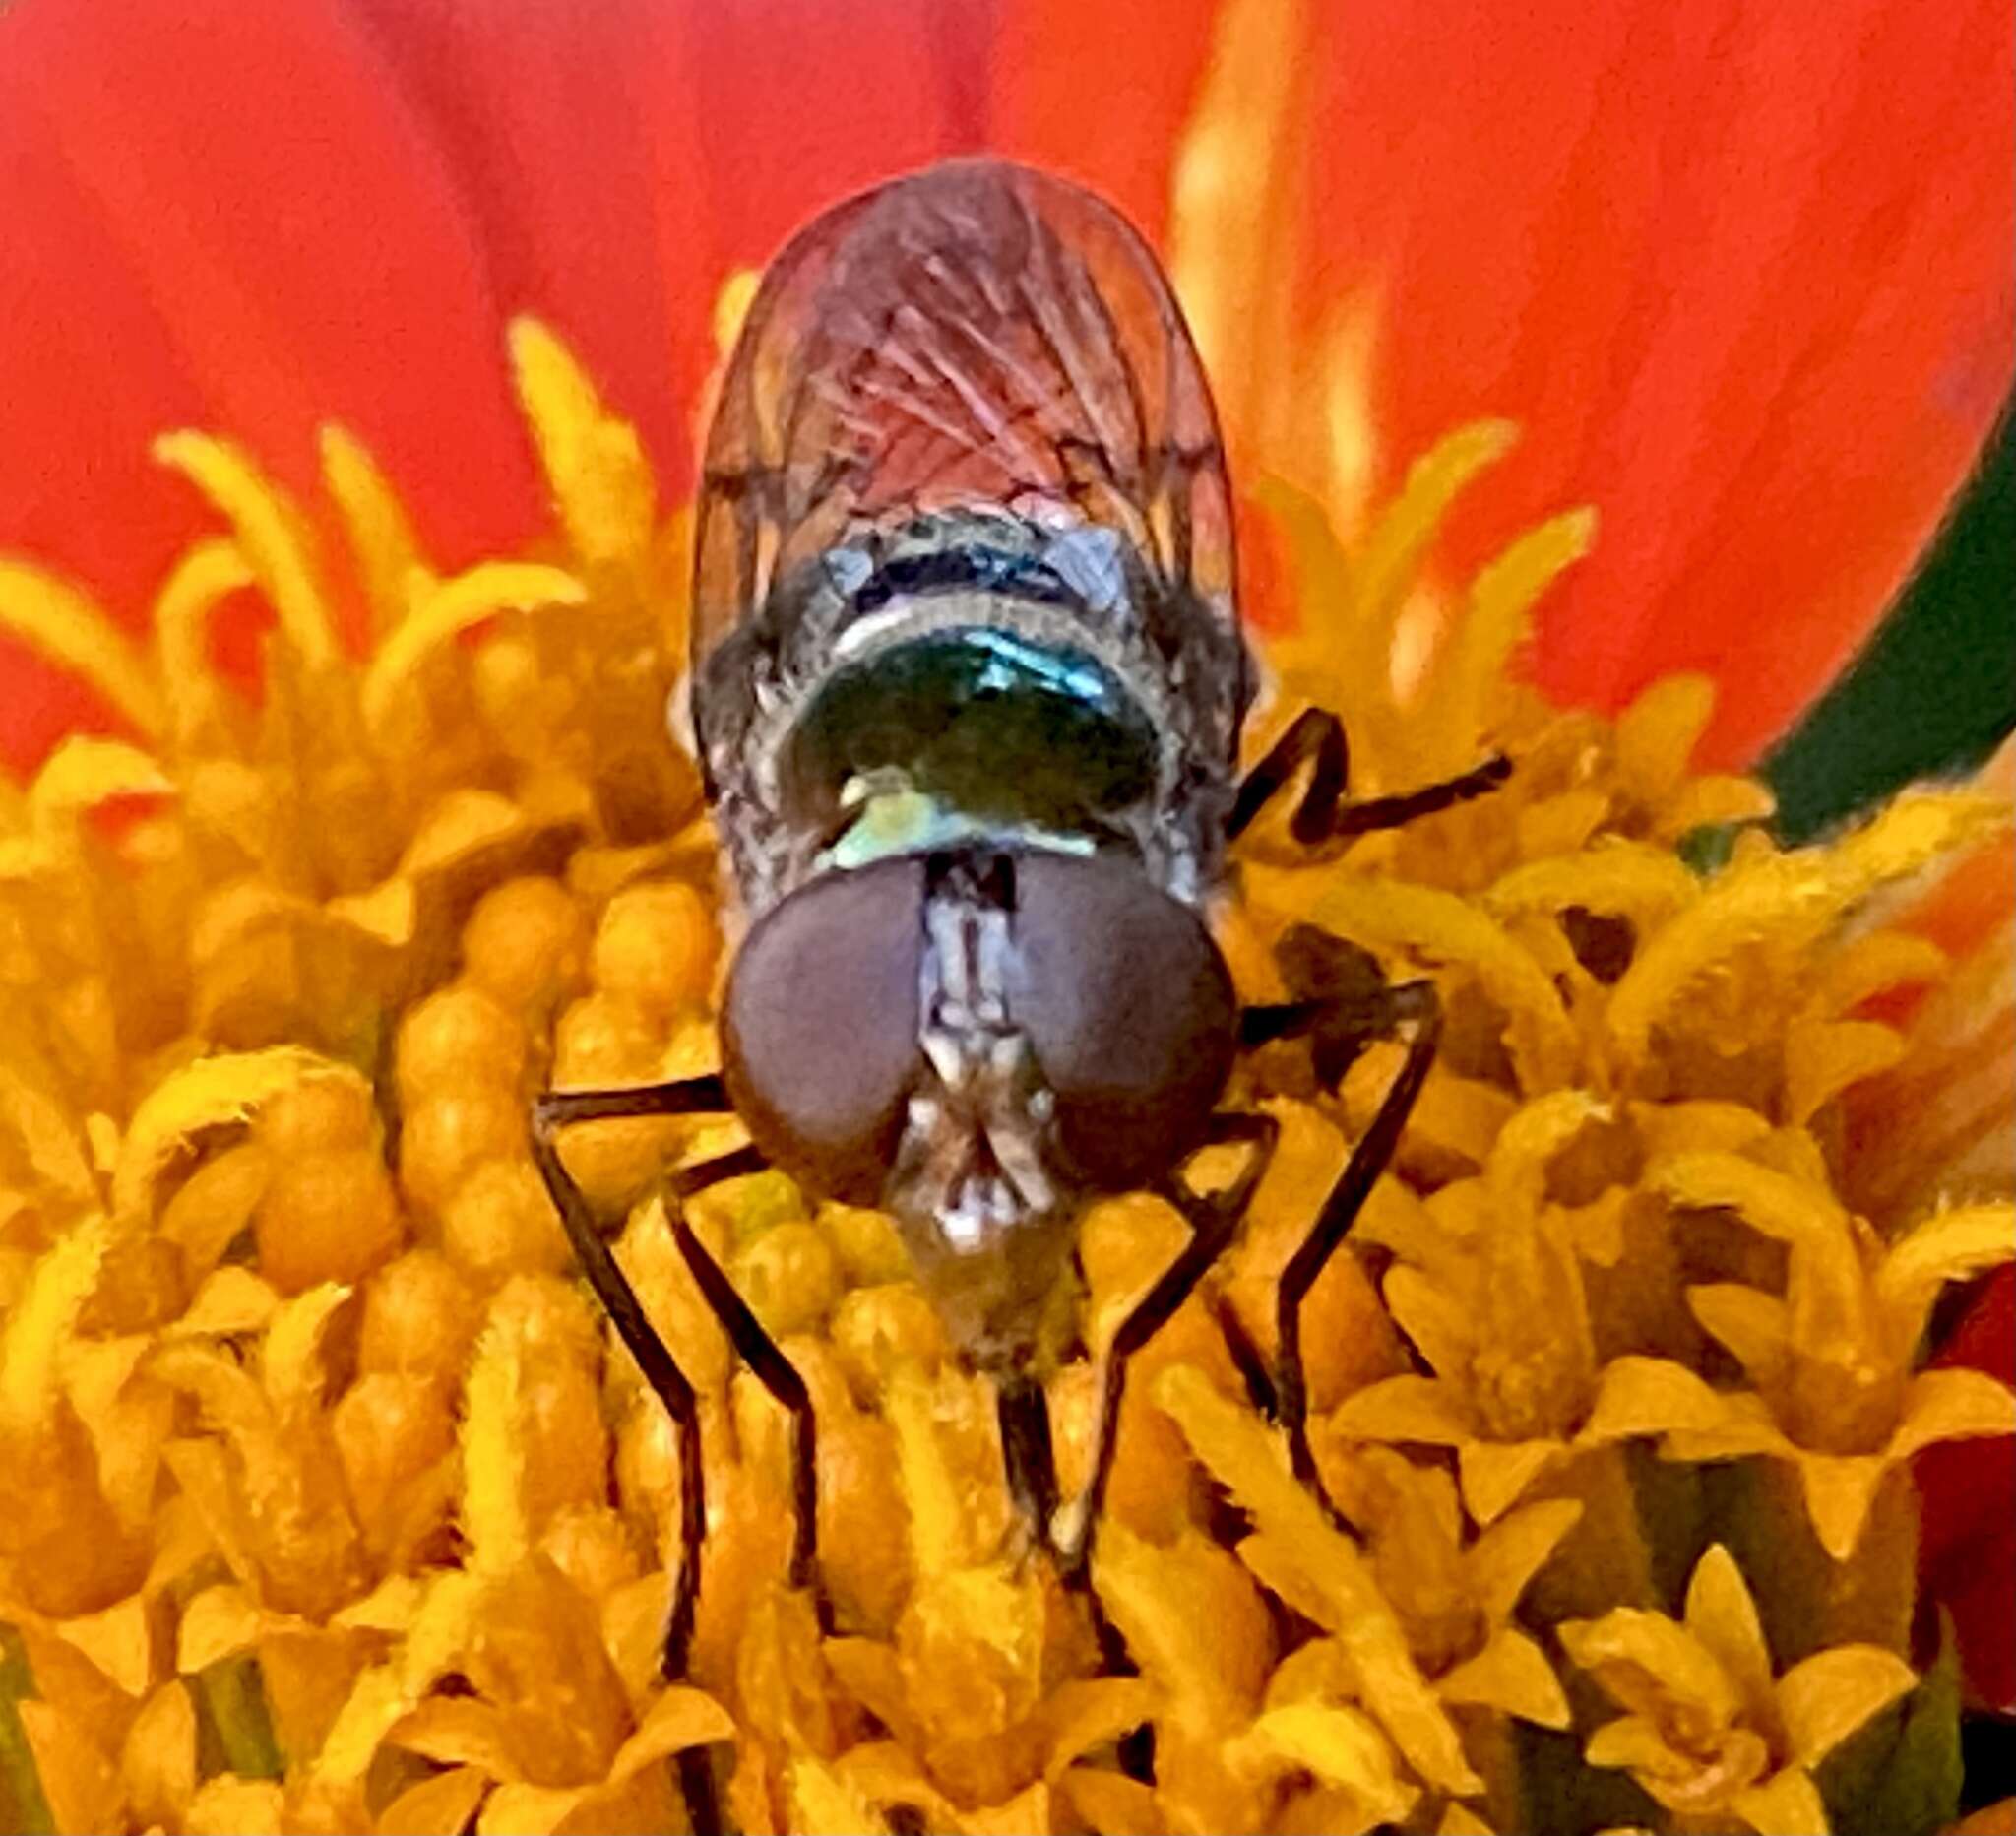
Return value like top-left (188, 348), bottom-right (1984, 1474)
top-left (692, 159), bottom-right (1237, 673)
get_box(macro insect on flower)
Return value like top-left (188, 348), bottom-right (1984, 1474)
top-left (529, 159), bottom-right (1512, 1830)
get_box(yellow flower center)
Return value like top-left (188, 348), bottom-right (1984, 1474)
top-left (0, 321), bottom-right (2006, 1836)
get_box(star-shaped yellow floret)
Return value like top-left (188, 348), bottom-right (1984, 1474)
top-left (1646, 1154), bottom-right (2016, 1559)
top-left (1558, 1544), bottom-right (1916, 1835)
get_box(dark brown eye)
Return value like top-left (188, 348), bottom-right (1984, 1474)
top-left (721, 856), bottom-right (925, 1203)
top-left (1004, 852), bottom-right (1236, 1190)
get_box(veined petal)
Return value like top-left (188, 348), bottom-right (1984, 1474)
top-left (1583, 1356), bottom-right (1731, 1443)
top-left (1458, 1438), bottom-right (1562, 1526)
top-left (0, 0), bottom-right (540, 681)
top-left (1557, 1609), bottom-right (1742, 1730)
top-left (1889, 1366), bottom-right (2016, 1462)
top-left (606, 1686), bottom-right (735, 1782)
top-left (1797, 1452), bottom-right (1891, 1563)
top-left (1377, 1270), bottom-right (1475, 1387)
top-left (1876, 1205), bottom-right (2016, 1344)
top-left (1682, 1547), bottom-right (1776, 1734)
top-left (1662, 1404), bottom-right (1797, 1465)
top-left (1469, 1497), bottom-right (1582, 1626)
top-left (1730, 1767), bottom-right (1831, 1836)
top-left (1686, 1287), bottom-right (1793, 1395)
top-left (990, 0), bottom-right (1220, 247)
top-left (375, 1767), bottom-right (489, 1836)
top-left (1774, 1645), bottom-right (1917, 1767)
top-left (1583, 1713), bottom-right (1693, 1780)
top-left (1436, 1626), bottom-right (1571, 1729)
top-left (1331, 1373), bottom-right (1473, 1447)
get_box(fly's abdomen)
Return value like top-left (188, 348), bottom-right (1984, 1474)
top-left (691, 160), bottom-right (1252, 916)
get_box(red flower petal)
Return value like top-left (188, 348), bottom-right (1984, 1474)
top-left (0, 0), bottom-right (543, 767)
top-left (343, 0), bottom-right (1003, 503)
top-left (1919, 1264), bottom-right (2016, 1713)
top-left (2, 0), bottom-right (2008, 780)
top-left (0, 90), bottom-right (210, 764)
top-left (1286, 0), bottom-right (2013, 765)
top-left (984, 0), bottom-right (1221, 244)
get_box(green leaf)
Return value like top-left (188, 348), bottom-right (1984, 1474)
top-left (191, 1654), bottom-right (285, 1780)
top-left (1509, 1716), bottom-right (1663, 1836)
top-left (1767, 397), bottom-right (2015, 844)
top-left (1816, 1610), bottom-right (1963, 1836)
top-left (0, 1625), bottom-right (54, 1836)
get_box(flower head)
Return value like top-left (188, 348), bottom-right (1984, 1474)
top-left (2, 3), bottom-right (2012, 1831)
top-left (1560, 1544), bottom-right (1917, 1835)
top-left (1650, 1154), bottom-right (2015, 1562)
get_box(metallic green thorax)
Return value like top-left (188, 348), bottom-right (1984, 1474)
top-left (788, 626), bottom-right (1162, 860)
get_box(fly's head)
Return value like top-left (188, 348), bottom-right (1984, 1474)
top-left (720, 845), bottom-right (1238, 1372)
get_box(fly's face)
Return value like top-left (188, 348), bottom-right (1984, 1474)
top-left (687, 159), bottom-right (1253, 1366)
top-left (719, 844), bottom-right (1237, 1369)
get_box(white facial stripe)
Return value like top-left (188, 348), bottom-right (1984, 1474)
top-left (894, 858), bottom-right (1064, 1251)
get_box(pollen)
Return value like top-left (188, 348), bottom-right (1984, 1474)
top-left (0, 318), bottom-right (2008, 1836)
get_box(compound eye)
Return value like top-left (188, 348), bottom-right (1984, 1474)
top-left (722, 857), bottom-right (925, 1203)
top-left (1005, 853), bottom-right (1236, 1190)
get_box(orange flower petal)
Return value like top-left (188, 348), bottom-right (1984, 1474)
top-left (1265, 1), bottom-right (2013, 763)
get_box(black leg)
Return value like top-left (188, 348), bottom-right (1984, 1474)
top-left (1228, 705), bottom-right (1509, 851)
top-left (997, 1371), bottom-right (1060, 1547)
top-left (662, 1162), bottom-right (833, 1636)
top-left (530, 1078), bottom-right (743, 1836)
top-left (1054, 1110), bottom-right (1280, 1585)
top-left (1271, 979), bottom-right (1440, 1489)
top-left (995, 1365), bottom-right (1145, 1776)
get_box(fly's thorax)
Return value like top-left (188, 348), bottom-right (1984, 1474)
top-left (689, 511), bottom-right (1248, 918)
top-left (718, 844), bottom-right (1239, 1373)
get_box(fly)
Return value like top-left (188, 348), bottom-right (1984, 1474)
top-left (530, 158), bottom-right (1509, 1830)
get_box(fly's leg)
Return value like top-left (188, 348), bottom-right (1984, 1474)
top-left (531, 1079), bottom-right (749, 1836)
top-left (996, 1371), bottom-right (1061, 1550)
top-left (1053, 1110), bottom-right (1281, 1586)
top-left (1240, 947), bottom-right (1442, 1488)
top-left (993, 1115), bottom-right (1274, 1784)
top-left (1228, 706), bottom-right (1510, 851)
top-left (662, 1163), bottom-right (833, 1636)
top-left (531, 1079), bottom-right (740, 1671)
